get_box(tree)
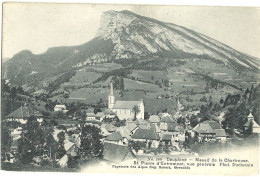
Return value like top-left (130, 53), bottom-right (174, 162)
top-left (132, 105), bottom-right (140, 121)
top-left (94, 107), bottom-right (102, 114)
top-left (144, 112), bottom-right (150, 120)
top-left (245, 121), bottom-right (253, 137)
top-left (57, 131), bottom-right (66, 159)
top-left (119, 76), bottom-right (124, 90)
top-left (10, 87), bottom-right (17, 100)
top-left (80, 125), bottom-right (103, 163)
top-left (1, 122), bottom-right (12, 160)
top-left (17, 117), bottom-right (46, 164)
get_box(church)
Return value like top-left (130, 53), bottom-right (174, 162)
top-left (108, 82), bottom-right (144, 120)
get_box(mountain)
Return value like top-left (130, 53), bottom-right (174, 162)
top-left (2, 10), bottom-right (260, 89)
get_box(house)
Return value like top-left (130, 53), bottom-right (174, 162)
top-left (54, 105), bottom-right (68, 113)
top-left (161, 132), bottom-right (174, 145)
top-left (134, 119), bottom-right (150, 129)
top-left (149, 115), bottom-right (160, 124)
top-left (101, 124), bottom-right (117, 133)
top-left (172, 131), bottom-right (185, 142)
top-left (86, 113), bottom-right (96, 121)
top-left (193, 123), bottom-right (215, 142)
top-left (132, 129), bottom-right (160, 148)
top-left (57, 154), bottom-right (68, 168)
top-left (193, 121), bottom-right (227, 142)
top-left (150, 123), bottom-right (160, 133)
top-left (104, 127), bottom-right (131, 145)
top-left (64, 141), bottom-right (79, 157)
top-left (244, 113), bottom-right (260, 134)
top-left (101, 127), bottom-right (110, 137)
top-left (215, 129), bottom-right (227, 141)
top-left (104, 109), bottom-right (116, 119)
top-left (95, 112), bottom-right (105, 121)
top-left (103, 142), bottom-right (136, 163)
top-left (160, 116), bottom-right (175, 123)
top-left (125, 122), bottom-right (138, 135)
top-left (108, 82), bottom-right (144, 120)
top-left (167, 123), bottom-right (178, 132)
top-left (6, 104), bottom-right (43, 124)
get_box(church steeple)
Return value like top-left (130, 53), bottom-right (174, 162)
top-left (108, 82), bottom-right (115, 109)
top-left (110, 82), bottom-right (114, 96)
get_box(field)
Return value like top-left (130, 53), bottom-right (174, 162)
top-left (130, 70), bottom-right (166, 83)
top-left (68, 87), bottom-right (110, 104)
top-left (86, 63), bottom-right (122, 72)
top-left (63, 69), bottom-right (102, 87)
top-left (124, 78), bottom-right (162, 92)
top-left (46, 59), bottom-right (258, 115)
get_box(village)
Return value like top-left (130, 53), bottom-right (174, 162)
top-left (2, 81), bottom-right (260, 170)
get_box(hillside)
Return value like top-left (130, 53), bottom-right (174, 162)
top-left (2, 10), bottom-right (260, 114)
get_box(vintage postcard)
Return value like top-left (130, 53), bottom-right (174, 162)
top-left (1, 2), bottom-right (260, 176)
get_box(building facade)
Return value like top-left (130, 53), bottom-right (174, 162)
top-left (108, 82), bottom-right (144, 120)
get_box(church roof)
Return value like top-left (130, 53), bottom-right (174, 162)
top-left (244, 119), bottom-right (260, 128)
top-left (247, 113), bottom-right (254, 118)
top-left (113, 101), bottom-right (143, 109)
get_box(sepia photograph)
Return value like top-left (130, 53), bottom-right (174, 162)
top-left (1, 2), bottom-right (260, 175)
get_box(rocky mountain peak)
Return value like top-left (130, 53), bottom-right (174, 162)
top-left (96, 10), bottom-right (137, 39)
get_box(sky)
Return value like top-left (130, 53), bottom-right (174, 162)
top-left (2, 3), bottom-right (260, 59)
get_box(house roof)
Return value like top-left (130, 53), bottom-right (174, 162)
top-left (132, 129), bottom-right (160, 140)
top-left (101, 127), bottom-right (110, 137)
top-left (125, 122), bottom-right (138, 132)
top-left (134, 119), bottom-right (149, 126)
top-left (113, 101), bottom-right (143, 109)
top-left (215, 129), bottom-right (227, 137)
top-left (150, 124), bottom-right (160, 132)
top-left (105, 131), bottom-right (123, 141)
top-left (104, 109), bottom-right (116, 115)
top-left (149, 115), bottom-right (160, 123)
top-left (86, 113), bottom-right (96, 117)
top-left (102, 124), bottom-right (117, 132)
top-left (64, 141), bottom-right (75, 151)
top-left (95, 112), bottom-right (104, 118)
top-left (160, 116), bottom-right (174, 123)
top-left (161, 133), bottom-right (173, 141)
top-left (6, 105), bottom-right (43, 118)
top-left (103, 143), bottom-right (136, 163)
top-left (175, 125), bottom-right (185, 132)
top-left (55, 105), bottom-right (66, 108)
top-left (117, 127), bottom-right (131, 140)
top-left (193, 123), bottom-right (215, 134)
top-left (167, 123), bottom-right (178, 132)
top-left (204, 121), bottom-right (222, 130)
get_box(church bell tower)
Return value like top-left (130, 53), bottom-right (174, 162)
top-left (108, 82), bottom-right (115, 109)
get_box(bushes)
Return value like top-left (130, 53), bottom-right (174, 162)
top-left (130, 141), bottom-right (146, 152)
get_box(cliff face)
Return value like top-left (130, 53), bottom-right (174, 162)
top-left (95, 10), bottom-right (259, 71)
